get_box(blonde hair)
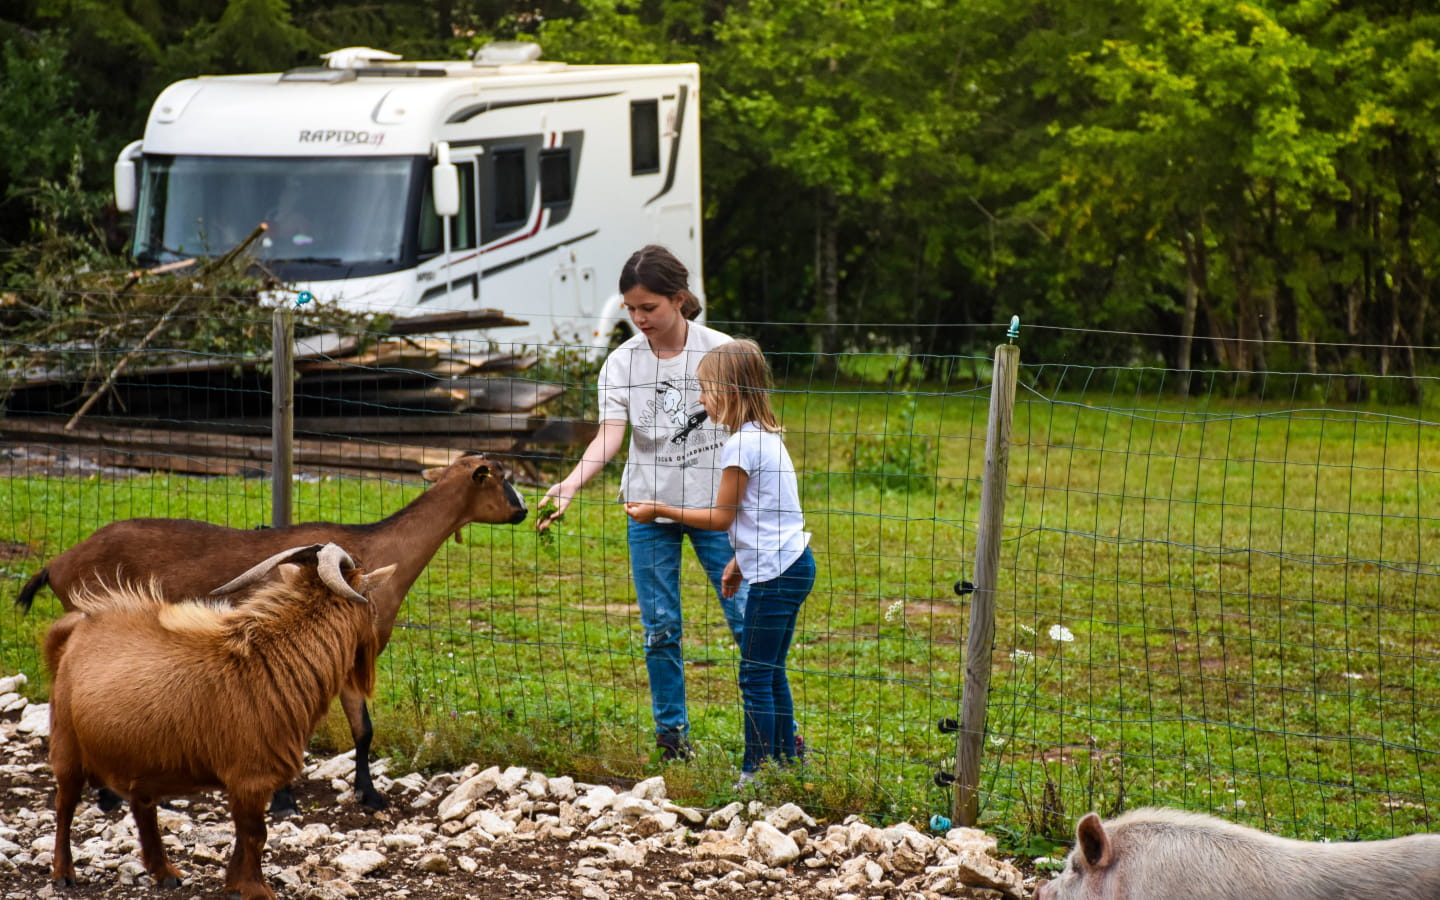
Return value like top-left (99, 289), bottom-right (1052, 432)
top-left (697, 339), bottom-right (782, 433)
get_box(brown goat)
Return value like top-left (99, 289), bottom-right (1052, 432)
top-left (46, 542), bottom-right (392, 900)
top-left (19, 452), bottom-right (526, 811)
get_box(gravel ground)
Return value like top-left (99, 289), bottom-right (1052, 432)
top-left (0, 679), bottom-right (1036, 900)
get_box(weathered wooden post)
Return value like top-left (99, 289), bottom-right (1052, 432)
top-left (272, 305), bottom-right (295, 528)
top-left (953, 322), bottom-right (1020, 826)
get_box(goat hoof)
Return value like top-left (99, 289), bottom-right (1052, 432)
top-left (53, 876), bottom-right (76, 888)
top-left (158, 875), bottom-right (183, 888)
top-left (359, 791), bottom-right (389, 812)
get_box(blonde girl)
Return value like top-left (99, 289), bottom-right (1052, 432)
top-left (627, 339), bottom-right (814, 779)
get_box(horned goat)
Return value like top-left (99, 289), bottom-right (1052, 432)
top-left (18, 452), bottom-right (526, 811)
top-left (46, 542), bottom-right (392, 900)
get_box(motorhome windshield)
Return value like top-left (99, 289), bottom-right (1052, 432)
top-left (132, 156), bottom-right (426, 280)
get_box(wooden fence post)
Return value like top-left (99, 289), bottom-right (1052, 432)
top-left (953, 340), bottom-right (1019, 826)
top-left (272, 306), bottom-right (295, 528)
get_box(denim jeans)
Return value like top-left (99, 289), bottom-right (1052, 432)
top-left (628, 519), bottom-right (748, 737)
top-left (738, 546), bottom-right (815, 773)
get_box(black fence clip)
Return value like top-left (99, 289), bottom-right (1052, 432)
top-left (933, 770), bottom-right (957, 787)
top-left (954, 580), bottom-right (975, 596)
top-left (937, 718), bottom-right (959, 734)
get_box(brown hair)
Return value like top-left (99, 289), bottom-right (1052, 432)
top-left (696, 339), bottom-right (782, 433)
top-left (619, 244), bottom-right (702, 320)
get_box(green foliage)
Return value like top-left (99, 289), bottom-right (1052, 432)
top-left (0, 32), bottom-right (102, 248)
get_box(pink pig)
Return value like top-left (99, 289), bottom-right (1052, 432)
top-left (1036, 807), bottom-right (1440, 900)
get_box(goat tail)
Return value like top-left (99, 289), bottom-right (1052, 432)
top-left (15, 568), bottom-right (48, 613)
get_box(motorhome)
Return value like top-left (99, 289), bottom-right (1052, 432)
top-left (114, 43), bottom-right (704, 348)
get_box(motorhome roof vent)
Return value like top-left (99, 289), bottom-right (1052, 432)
top-left (322, 46), bottom-right (403, 69)
top-left (472, 41), bottom-right (543, 66)
top-left (280, 67), bottom-right (358, 83)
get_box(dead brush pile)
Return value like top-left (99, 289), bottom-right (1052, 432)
top-left (0, 220), bottom-right (377, 412)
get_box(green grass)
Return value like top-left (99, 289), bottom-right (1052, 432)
top-left (2, 367), bottom-right (1436, 841)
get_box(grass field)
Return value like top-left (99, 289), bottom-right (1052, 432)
top-left (1, 361), bottom-right (1436, 848)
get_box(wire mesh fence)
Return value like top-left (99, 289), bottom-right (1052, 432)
top-left (0, 304), bottom-right (1435, 841)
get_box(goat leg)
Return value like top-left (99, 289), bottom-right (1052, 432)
top-left (225, 792), bottom-right (275, 900)
top-left (343, 691), bottom-right (388, 810)
top-left (50, 764), bottom-right (82, 887)
top-left (130, 795), bottom-right (184, 887)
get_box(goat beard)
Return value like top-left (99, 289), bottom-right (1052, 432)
top-left (452, 530), bottom-right (464, 545)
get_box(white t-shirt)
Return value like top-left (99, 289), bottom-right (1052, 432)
top-left (721, 422), bottom-right (810, 583)
top-left (599, 322), bottom-right (734, 511)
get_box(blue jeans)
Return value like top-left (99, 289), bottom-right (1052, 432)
top-left (628, 519), bottom-right (748, 737)
top-left (738, 547), bottom-right (815, 773)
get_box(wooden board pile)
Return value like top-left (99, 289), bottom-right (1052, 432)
top-left (0, 310), bottom-right (596, 478)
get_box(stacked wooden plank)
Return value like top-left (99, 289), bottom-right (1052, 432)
top-left (0, 309), bottom-right (597, 477)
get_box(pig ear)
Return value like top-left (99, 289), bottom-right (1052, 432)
top-left (1075, 813), bottom-right (1114, 870)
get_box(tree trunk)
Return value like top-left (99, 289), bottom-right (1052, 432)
top-left (814, 189), bottom-right (840, 364)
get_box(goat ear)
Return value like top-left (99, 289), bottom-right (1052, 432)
top-left (277, 563), bottom-right (301, 582)
top-left (361, 564), bottom-right (397, 593)
top-left (421, 466), bottom-right (444, 483)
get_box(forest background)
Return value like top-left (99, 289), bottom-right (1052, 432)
top-left (3, 0), bottom-right (1440, 380)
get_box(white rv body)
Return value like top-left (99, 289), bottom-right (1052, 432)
top-left (118, 46), bottom-right (704, 347)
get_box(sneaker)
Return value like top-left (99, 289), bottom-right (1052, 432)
top-left (655, 732), bottom-right (694, 762)
top-left (732, 771), bottom-right (756, 791)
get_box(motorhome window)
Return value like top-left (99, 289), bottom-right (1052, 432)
top-left (631, 100), bottom-right (661, 174)
top-left (418, 160), bottom-right (478, 256)
top-left (540, 149), bottom-right (573, 207)
top-left (492, 148), bottom-right (528, 226)
top-left (130, 155), bottom-right (424, 281)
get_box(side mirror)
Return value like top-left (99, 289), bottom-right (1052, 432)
top-left (432, 141), bottom-right (459, 218)
top-left (114, 140), bottom-right (143, 212)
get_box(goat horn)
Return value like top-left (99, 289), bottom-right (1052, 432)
top-left (317, 542), bottom-right (369, 604)
top-left (211, 544), bottom-right (326, 595)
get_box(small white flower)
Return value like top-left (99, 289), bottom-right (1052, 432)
top-left (1048, 624), bottom-right (1075, 643)
top-left (1017, 623), bottom-right (1036, 636)
top-left (1009, 649), bottom-right (1034, 664)
top-left (884, 600), bottom-right (905, 623)
top-left (1342, 672), bottom-right (1364, 680)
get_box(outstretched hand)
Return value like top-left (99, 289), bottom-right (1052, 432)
top-left (535, 483), bottom-right (574, 532)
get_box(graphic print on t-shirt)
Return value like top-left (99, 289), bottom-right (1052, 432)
top-left (635, 374), bottom-right (725, 470)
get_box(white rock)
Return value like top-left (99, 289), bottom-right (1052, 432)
top-left (629, 775), bottom-right (668, 803)
top-left (331, 849), bottom-right (387, 876)
top-left (548, 776), bottom-right (578, 801)
top-left (473, 809), bottom-right (514, 838)
top-left (746, 821), bottom-right (801, 867)
top-left (615, 796), bottom-right (659, 821)
top-left (309, 750), bottom-right (357, 781)
top-left (437, 766), bottom-right (502, 822)
top-left (415, 852), bottom-right (450, 873)
top-left (765, 803), bottom-right (816, 832)
top-left (381, 833), bottom-right (425, 851)
top-left (496, 765), bottom-right (529, 795)
top-left (16, 703), bottom-right (48, 737)
top-left (663, 801), bottom-right (706, 826)
top-left (0, 673), bottom-right (26, 694)
top-left (706, 802), bottom-right (744, 830)
top-left (946, 826), bottom-right (999, 855)
top-left (575, 785), bottom-right (618, 815)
